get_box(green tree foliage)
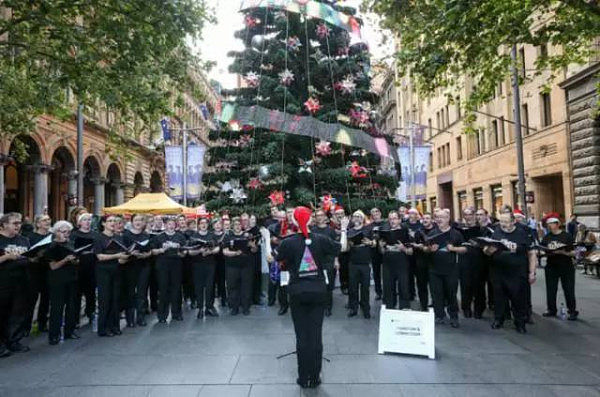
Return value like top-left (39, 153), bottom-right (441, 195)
top-left (364, 0), bottom-right (600, 120)
top-left (201, 1), bottom-right (399, 217)
top-left (0, 0), bottom-right (212, 146)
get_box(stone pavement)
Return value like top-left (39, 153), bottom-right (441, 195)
top-left (0, 271), bottom-right (599, 397)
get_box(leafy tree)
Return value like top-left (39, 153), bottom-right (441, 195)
top-left (364, 0), bottom-right (600, 121)
top-left (0, 0), bottom-right (212, 153)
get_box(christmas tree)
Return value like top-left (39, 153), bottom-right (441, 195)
top-left (202, 0), bottom-right (399, 217)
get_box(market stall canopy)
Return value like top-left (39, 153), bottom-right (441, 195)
top-left (103, 193), bottom-right (192, 215)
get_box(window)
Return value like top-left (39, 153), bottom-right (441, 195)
top-left (456, 96), bottom-right (461, 119)
top-left (456, 136), bottom-right (463, 160)
top-left (429, 151), bottom-right (433, 172)
top-left (475, 130), bottom-right (482, 156)
top-left (446, 143), bottom-right (451, 165)
top-left (457, 191), bottom-right (468, 213)
top-left (519, 47), bottom-right (526, 79)
top-left (541, 92), bottom-right (552, 127)
top-left (497, 81), bottom-right (503, 96)
top-left (430, 197), bottom-right (437, 210)
top-left (436, 111), bottom-right (441, 131)
top-left (522, 103), bottom-right (530, 136)
top-left (491, 185), bottom-right (503, 218)
top-left (445, 105), bottom-right (450, 126)
top-left (440, 108), bottom-right (445, 128)
top-left (492, 120), bottom-right (499, 148)
top-left (539, 43), bottom-right (548, 59)
top-left (473, 188), bottom-right (484, 210)
top-left (437, 147), bottom-right (442, 169)
top-left (428, 118), bottom-right (433, 138)
top-left (499, 116), bottom-right (506, 146)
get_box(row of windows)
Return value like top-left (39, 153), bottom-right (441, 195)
top-left (456, 182), bottom-right (521, 217)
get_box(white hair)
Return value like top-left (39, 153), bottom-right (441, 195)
top-left (52, 220), bottom-right (74, 234)
top-left (77, 213), bottom-right (92, 225)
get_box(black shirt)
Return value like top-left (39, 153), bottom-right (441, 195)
top-left (94, 233), bottom-right (126, 267)
top-left (71, 229), bottom-right (100, 267)
top-left (348, 226), bottom-right (373, 265)
top-left (406, 221), bottom-right (423, 242)
top-left (381, 227), bottom-right (411, 266)
top-left (0, 234), bottom-right (30, 272)
top-left (188, 231), bottom-right (218, 265)
top-left (541, 231), bottom-right (574, 267)
top-left (44, 241), bottom-right (77, 281)
top-left (276, 233), bottom-right (341, 282)
top-left (490, 227), bottom-right (533, 275)
top-left (151, 232), bottom-right (187, 264)
top-left (428, 227), bottom-right (464, 275)
top-left (222, 231), bottom-right (252, 267)
top-left (311, 225), bottom-right (338, 264)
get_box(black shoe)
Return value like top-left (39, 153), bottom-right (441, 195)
top-left (191, 302), bottom-right (198, 310)
top-left (568, 311), bottom-right (579, 321)
top-left (172, 315), bottom-right (184, 321)
top-left (515, 324), bottom-right (527, 334)
top-left (375, 294), bottom-right (382, 301)
top-left (38, 324), bottom-right (48, 333)
top-left (435, 317), bottom-right (444, 324)
top-left (158, 319), bottom-right (167, 324)
top-left (137, 320), bottom-right (147, 327)
top-left (242, 309), bottom-right (250, 316)
top-left (64, 332), bottom-right (81, 340)
top-left (111, 329), bottom-right (122, 335)
top-left (450, 319), bottom-right (460, 328)
top-left (324, 308), bottom-right (332, 317)
top-left (126, 322), bottom-right (136, 328)
top-left (197, 311), bottom-right (204, 319)
top-left (297, 378), bottom-right (309, 388)
top-left (98, 332), bottom-right (114, 337)
top-left (205, 307), bottom-right (219, 317)
top-left (341, 288), bottom-right (349, 295)
top-left (363, 312), bottom-right (371, 319)
top-left (8, 342), bottom-right (29, 353)
top-left (0, 346), bottom-right (12, 358)
top-left (48, 338), bottom-right (60, 345)
top-left (230, 308), bottom-right (239, 316)
top-left (267, 300), bottom-right (275, 307)
top-left (491, 321), bottom-right (504, 330)
top-left (347, 309), bottom-right (358, 317)
top-left (542, 311), bottom-right (557, 318)
top-left (463, 309), bottom-right (472, 319)
top-left (278, 307), bottom-right (288, 316)
top-left (526, 316), bottom-right (534, 325)
top-left (221, 298), bottom-right (228, 307)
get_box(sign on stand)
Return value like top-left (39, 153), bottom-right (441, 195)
top-left (378, 305), bottom-right (435, 359)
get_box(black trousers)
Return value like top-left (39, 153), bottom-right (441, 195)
top-left (491, 268), bottom-right (528, 325)
top-left (182, 257), bottom-right (195, 303)
top-left (48, 273), bottom-right (77, 340)
top-left (25, 264), bottom-right (49, 331)
top-left (268, 280), bottom-right (289, 309)
top-left (348, 263), bottom-right (370, 313)
top-left (338, 253), bottom-right (350, 290)
top-left (459, 252), bottom-right (487, 315)
top-left (545, 262), bottom-right (576, 313)
top-left (290, 291), bottom-right (326, 383)
top-left (135, 264), bottom-right (151, 324)
top-left (148, 259), bottom-right (158, 311)
top-left (122, 263), bottom-right (140, 325)
top-left (371, 249), bottom-right (383, 296)
top-left (324, 264), bottom-right (334, 311)
top-left (76, 258), bottom-right (96, 320)
top-left (213, 254), bottom-right (227, 303)
top-left (408, 256), bottom-right (417, 300)
top-left (0, 268), bottom-right (29, 348)
top-left (429, 270), bottom-right (459, 320)
top-left (415, 259), bottom-right (430, 310)
top-left (96, 264), bottom-right (121, 334)
top-left (382, 258), bottom-right (411, 309)
top-left (194, 262), bottom-right (215, 310)
top-left (227, 265), bottom-right (253, 311)
top-left (481, 256), bottom-right (495, 308)
top-left (156, 260), bottom-right (183, 321)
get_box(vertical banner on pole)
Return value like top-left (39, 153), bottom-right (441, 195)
top-left (165, 146), bottom-right (183, 199)
top-left (186, 144), bottom-right (206, 200)
top-left (397, 146), bottom-right (431, 202)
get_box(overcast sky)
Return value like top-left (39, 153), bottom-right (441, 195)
top-left (196, 0), bottom-right (393, 89)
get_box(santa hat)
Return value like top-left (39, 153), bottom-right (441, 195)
top-left (293, 206), bottom-right (313, 246)
top-left (334, 205), bottom-right (345, 213)
top-left (543, 212), bottom-right (561, 224)
top-left (513, 209), bottom-right (525, 218)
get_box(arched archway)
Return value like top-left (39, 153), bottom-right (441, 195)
top-left (150, 170), bottom-right (164, 193)
top-left (133, 172), bottom-right (145, 196)
top-left (83, 156), bottom-right (102, 213)
top-left (105, 163), bottom-right (122, 206)
top-left (48, 146), bottom-right (76, 220)
top-left (5, 135), bottom-right (42, 218)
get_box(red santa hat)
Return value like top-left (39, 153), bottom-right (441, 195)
top-left (293, 206), bottom-right (313, 246)
top-left (543, 212), bottom-right (561, 224)
top-left (333, 205), bottom-right (345, 214)
top-left (513, 209), bottom-right (525, 218)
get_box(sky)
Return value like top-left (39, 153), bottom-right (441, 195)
top-left (197, 0), bottom-right (393, 89)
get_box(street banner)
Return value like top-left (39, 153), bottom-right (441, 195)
top-left (165, 146), bottom-right (183, 199)
top-left (186, 144), bottom-right (206, 200)
top-left (397, 146), bottom-right (431, 202)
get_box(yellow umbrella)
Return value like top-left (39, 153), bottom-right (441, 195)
top-left (103, 193), bottom-right (192, 215)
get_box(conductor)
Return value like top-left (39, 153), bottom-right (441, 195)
top-left (274, 207), bottom-right (348, 388)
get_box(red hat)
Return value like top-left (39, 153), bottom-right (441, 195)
top-left (513, 209), bottom-right (525, 217)
top-left (293, 206), bottom-right (313, 245)
top-left (543, 212), bottom-right (561, 224)
top-left (333, 205), bottom-right (344, 213)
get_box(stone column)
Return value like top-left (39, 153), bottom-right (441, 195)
top-left (115, 183), bottom-right (125, 205)
top-left (33, 163), bottom-right (52, 216)
top-left (0, 154), bottom-right (9, 214)
top-left (92, 177), bottom-right (107, 215)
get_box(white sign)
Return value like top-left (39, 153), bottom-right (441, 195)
top-left (378, 305), bottom-right (435, 359)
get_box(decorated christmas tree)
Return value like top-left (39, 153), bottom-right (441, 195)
top-left (202, 0), bottom-right (399, 216)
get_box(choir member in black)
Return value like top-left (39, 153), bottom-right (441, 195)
top-left (411, 212), bottom-right (435, 311)
top-left (24, 214), bottom-right (52, 333)
top-left (178, 215), bottom-right (195, 308)
top-left (483, 213), bottom-right (537, 333)
top-left (311, 209), bottom-right (338, 316)
top-left (367, 207), bottom-right (385, 300)
top-left (332, 206), bottom-right (350, 295)
top-left (267, 210), bottom-right (290, 313)
top-left (0, 213), bottom-right (31, 356)
top-left (148, 215), bottom-right (165, 313)
top-left (275, 207), bottom-right (348, 389)
top-left (264, 206), bottom-right (280, 229)
top-left (457, 206), bottom-right (486, 319)
top-left (71, 213), bottom-right (99, 326)
top-left (246, 214), bottom-right (263, 305)
top-left (541, 215), bottom-right (578, 320)
top-left (45, 221), bottom-right (80, 345)
top-left (187, 216), bottom-right (220, 318)
top-left (151, 217), bottom-right (187, 323)
top-left (94, 215), bottom-right (129, 336)
top-left (211, 218), bottom-right (227, 307)
top-left (223, 217), bottom-right (258, 315)
top-left (346, 210), bottom-right (375, 319)
top-left (122, 214), bottom-right (153, 326)
top-left (405, 208), bottom-right (422, 300)
top-left (379, 211), bottom-right (413, 309)
top-left (421, 210), bottom-right (466, 327)
top-left (476, 208), bottom-right (495, 310)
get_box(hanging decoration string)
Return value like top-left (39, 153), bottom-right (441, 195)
top-left (279, 11), bottom-right (291, 195)
top-left (303, 15), bottom-right (318, 210)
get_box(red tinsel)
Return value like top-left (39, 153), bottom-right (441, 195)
top-left (269, 191), bottom-right (285, 205)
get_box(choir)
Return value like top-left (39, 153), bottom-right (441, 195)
top-left (0, 203), bottom-right (589, 358)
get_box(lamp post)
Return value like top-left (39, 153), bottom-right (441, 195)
top-left (511, 44), bottom-right (528, 217)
